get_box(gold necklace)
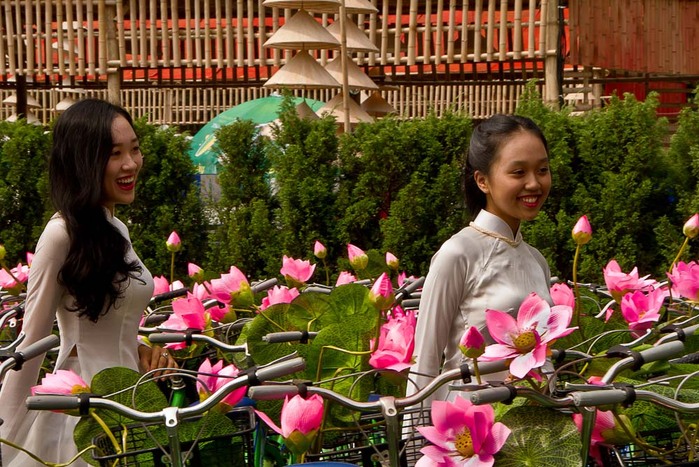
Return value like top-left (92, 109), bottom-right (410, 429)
top-left (469, 222), bottom-right (521, 248)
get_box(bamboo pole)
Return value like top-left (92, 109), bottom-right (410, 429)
top-left (194, 0), bottom-right (202, 66)
top-left (485, 0), bottom-right (494, 60)
top-left (460, 0), bottom-right (468, 62)
top-left (368, 0), bottom-right (377, 66)
top-left (24, 0), bottom-right (33, 76)
top-left (204, 0), bottom-right (211, 68)
top-left (184, 0), bottom-right (192, 65)
top-left (171, 0), bottom-right (180, 66)
top-left (393, 0), bottom-right (401, 65)
top-left (225, 0), bottom-right (233, 66)
top-left (236, 0), bottom-right (243, 66)
top-left (161, 0), bottom-right (170, 66)
top-left (498, 0), bottom-right (507, 61)
top-left (539, 0), bottom-right (547, 58)
top-left (513, 0), bottom-right (522, 59)
top-left (116, 0), bottom-right (126, 68)
top-left (424, 0), bottom-right (432, 63)
top-left (128, 0), bottom-right (137, 67)
top-left (44, 0), bottom-right (52, 74)
top-left (407, 0), bottom-right (417, 66)
top-left (447, 0), bottom-right (456, 62)
top-left (34, 0), bottom-right (42, 74)
top-left (215, 0), bottom-right (223, 68)
top-left (149, 0), bottom-right (157, 67)
top-left (56, 0), bottom-right (65, 75)
top-left (257, 0), bottom-right (265, 67)
top-left (246, 0), bottom-right (254, 66)
top-left (527, 0), bottom-right (535, 58)
top-left (473, 0), bottom-right (481, 62)
top-left (340, 0), bottom-right (350, 133)
top-left (435, 0), bottom-right (445, 65)
top-left (271, 6), bottom-right (280, 66)
top-left (380, 0), bottom-right (387, 64)
top-left (138, 0), bottom-right (147, 66)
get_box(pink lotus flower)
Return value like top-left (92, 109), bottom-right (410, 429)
top-left (280, 255), bottom-right (315, 287)
top-left (313, 241), bottom-right (327, 259)
top-left (459, 326), bottom-right (485, 359)
top-left (667, 261), bottom-right (699, 302)
top-left (620, 288), bottom-right (667, 335)
top-left (210, 265), bottom-right (253, 307)
top-left (572, 215), bottom-right (592, 245)
top-left (385, 252), bottom-right (399, 270)
top-left (369, 306), bottom-right (416, 372)
top-left (188, 262), bottom-right (204, 281)
top-left (335, 271), bottom-right (357, 286)
top-left (0, 262), bottom-right (28, 289)
top-left (347, 244), bottom-right (368, 270)
top-left (481, 293), bottom-right (577, 379)
top-left (196, 358), bottom-right (246, 410)
top-left (416, 395), bottom-right (511, 467)
top-left (573, 409), bottom-right (633, 466)
top-left (603, 260), bottom-right (657, 304)
top-left (550, 282), bottom-right (575, 308)
top-left (256, 394), bottom-right (324, 456)
top-left (260, 285), bottom-right (300, 311)
top-left (369, 272), bottom-right (395, 310)
top-left (161, 296), bottom-right (209, 348)
top-left (166, 231), bottom-right (182, 253)
top-left (152, 275), bottom-right (171, 296)
top-left (31, 370), bottom-right (90, 396)
top-left (684, 213), bottom-right (699, 239)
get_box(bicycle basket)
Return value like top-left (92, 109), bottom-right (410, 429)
top-left (599, 428), bottom-right (699, 467)
top-left (91, 406), bottom-right (255, 467)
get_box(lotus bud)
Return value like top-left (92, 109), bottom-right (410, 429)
top-left (683, 214), bottom-right (699, 239)
top-left (369, 272), bottom-right (395, 310)
top-left (572, 215), bottom-right (592, 245)
top-left (385, 252), bottom-right (399, 270)
top-left (313, 241), bottom-right (327, 259)
top-left (347, 244), bottom-right (368, 270)
top-left (166, 231), bottom-right (182, 252)
top-left (459, 326), bottom-right (485, 358)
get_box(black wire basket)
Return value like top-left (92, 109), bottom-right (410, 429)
top-left (304, 407), bottom-right (430, 467)
top-left (599, 428), bottom-right (699, 467)
top-left (91, 406), bottom-right (255, 467)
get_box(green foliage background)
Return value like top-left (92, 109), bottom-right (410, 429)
top-left (1, 87), bottom-right (698, 285)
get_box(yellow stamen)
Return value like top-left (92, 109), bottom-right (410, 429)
top-left (455, 427), bottom-right (475, 458)
top-left (513, 330), bottom-right (537, 352)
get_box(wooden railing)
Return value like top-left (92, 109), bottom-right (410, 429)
top-left (0, 0), bottom-right (560, 125)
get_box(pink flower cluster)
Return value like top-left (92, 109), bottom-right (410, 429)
top-left (369, 306), bottom-right (416, 372)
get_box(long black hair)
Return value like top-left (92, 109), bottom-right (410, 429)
top-left (49, 98), bottom-right (142, 322)
top-left (463, 114), bottom-right (548, 218)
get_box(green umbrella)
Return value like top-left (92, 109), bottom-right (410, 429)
top-left (189, 95), bottom-right (325, 175)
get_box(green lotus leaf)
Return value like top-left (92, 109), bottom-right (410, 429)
top-left (495, 406), bottom-right (582, 467)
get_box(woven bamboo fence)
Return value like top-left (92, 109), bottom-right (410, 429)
top-left (0, 0), bottom-right (559, 126)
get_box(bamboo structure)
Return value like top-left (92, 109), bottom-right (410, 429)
top-left (0, 0), bottom-right (564, 125)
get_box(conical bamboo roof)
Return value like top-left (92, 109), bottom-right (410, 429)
top-left (361, 91), bottom-right (396, 116)
top-left (263, 9), bottom-right (340, 50)
top-left (326, 18), bottom-right (379, 53)
top-left (302, 0), bottom-right (378, 14)
top-left (263, 0), bottom-right (341, 11)
top-left (324, 55), bottom-right (378, 91)
top-left (264, 50), bottom-right (341, 89)
top-left (318, 92), bottom-right (374, 124)
top-left (3, 93), bottom-right (41, 108)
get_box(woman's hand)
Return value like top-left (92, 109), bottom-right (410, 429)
top-left (138, 344), bottom-right (178, 379)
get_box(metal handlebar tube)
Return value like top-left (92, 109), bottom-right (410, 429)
top-left (148, 331), bottom-right (249, 354)
top-left (601, 340), bottom-right (686, 384)
top-left (262, 331), bottom-right (319, 344)
top-left (251, 278), bottom-right (278, 294)
top-left (394, 276), bottom-right (425, 303)
top-left (26, 354), bottom-right (305, 467)
top-left (148, 288), bottom-right (189, 307)
top-left (0, 334), bottom-right (59, 382)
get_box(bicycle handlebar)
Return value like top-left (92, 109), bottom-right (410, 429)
top-left (0, 334), bottom-right (60, 381)
top-left (147, 332), bottom-right (248, 353)
top-left (263, 331), bottom-right (319, 344)
top-left (601, 340), bottom-right (685, 383)
top-left (26, 354), bottom-right (306, 417)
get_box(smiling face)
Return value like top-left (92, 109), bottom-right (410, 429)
top-left (101, 115), bottom-right (142, 214)
top-left (474, 129), bottom-right (551, 235)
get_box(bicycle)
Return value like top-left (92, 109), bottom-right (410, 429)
top-left (25, 352), bottom-right (306, 467)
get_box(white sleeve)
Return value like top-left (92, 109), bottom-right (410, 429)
top-left (408, 239), bottom-right (468, 399)
top-left (0, 219), bottom-right (68, 443)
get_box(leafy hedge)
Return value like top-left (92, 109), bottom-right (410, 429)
top-left (0, 87), bottom-right (698, 285)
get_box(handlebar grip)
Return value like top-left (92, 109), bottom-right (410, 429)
top-left (16, 335), bottom-right (59, 362)
top-left (247, 385), bottom-right (300, 400)
top-left (148, 332), bottom-right (189, 344)
top-left (469, 386), bottom-right (515, 405)
top-left (400, 299), bottom-right (420, 309)
top-left (26, 395), bottom-right (81, 411)
top-left (150, 288), bottom-right (189, 303)
top-left (640, 340), bottom-right (685, 363)
top-left (254, 357), bottom-right (306, 382)
top-left (142, 313), bottom-right (170, 326)
top-left (251, 278), bottom-right (278, 294)
top-left (395, 277), bottom-right (425, 302)
top-left (572, 390), bottom-right (629, 407)
top-left (263, 331), bottom-right (318, 344)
